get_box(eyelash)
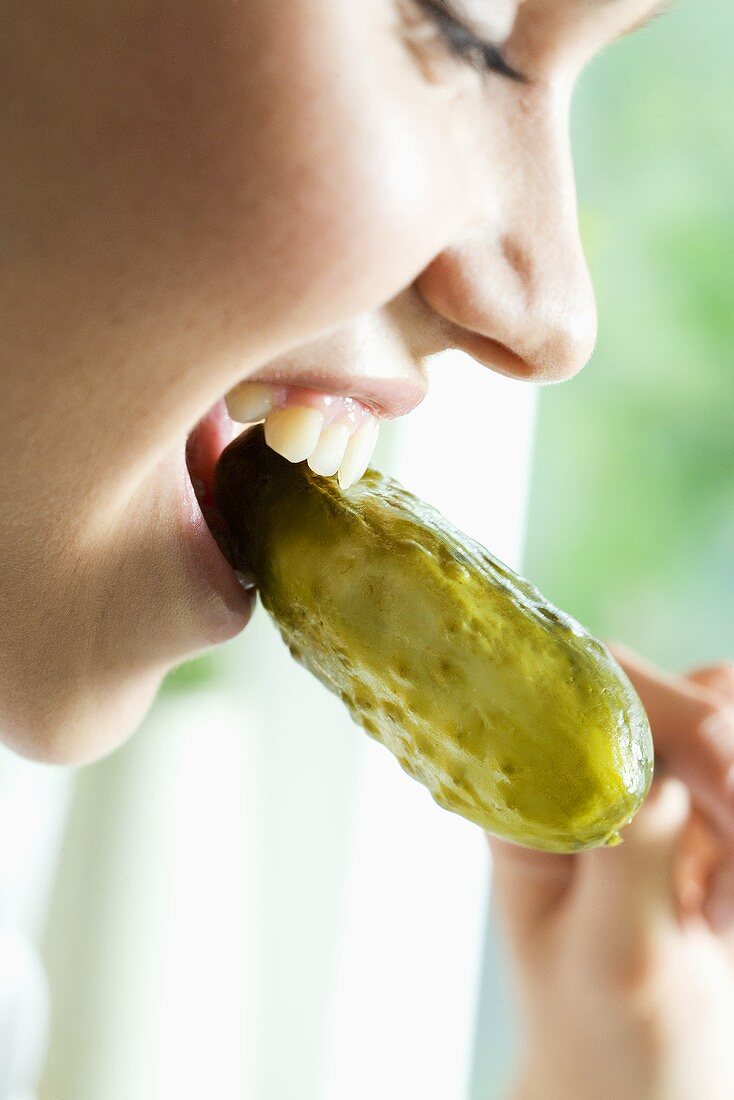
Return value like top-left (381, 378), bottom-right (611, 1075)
top-left (414, 0), bottom-right (526, 82)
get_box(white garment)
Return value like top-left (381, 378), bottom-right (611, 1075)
top-left (0, 754), bottom-right (68, 1100)
top-left (0, 926), bottom-right (49, 1100)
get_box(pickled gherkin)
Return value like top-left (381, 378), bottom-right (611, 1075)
top-left (214, 426), bottom-right (653, 852)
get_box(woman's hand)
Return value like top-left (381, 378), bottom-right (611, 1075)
top-left (489, 653), bottom-right (734, 1100)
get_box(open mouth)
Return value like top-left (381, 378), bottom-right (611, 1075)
top-left (184, 382), bottom-right (385, 570)
top-left (226, 382), bottom-right (380, 487)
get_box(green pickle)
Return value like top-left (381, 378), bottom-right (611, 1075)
top-left (215, 426), bottom-right (653, 852)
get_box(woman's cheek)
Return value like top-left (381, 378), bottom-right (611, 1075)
top-left (132, 0), bottom-right (474, 353)
top-left (9, 0), bottom-right (478, 370)
top-left (209, 68), bottom-right (476, 354)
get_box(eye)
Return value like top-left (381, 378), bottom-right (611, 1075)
top-left (412, 0), bottom-right (526, 82)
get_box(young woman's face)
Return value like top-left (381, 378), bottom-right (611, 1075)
top-left (0, 0), bottom-right (664, 761)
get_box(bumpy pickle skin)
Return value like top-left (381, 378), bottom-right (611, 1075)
top-left (214, 426), bottom-right (653, 852)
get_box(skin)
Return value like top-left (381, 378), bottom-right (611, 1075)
top-left (493, 658), bottom-right (734, 1100)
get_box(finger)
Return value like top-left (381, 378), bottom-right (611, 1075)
top-left (687, 663), bottom-right (734, 707)
top-left (675, 808), bottom-right (721, 918)
top-left (684, 666), bottom-right (734, 930)
top-left (577, 777), bottom-right (691, 944)
top-left (487, 836), bottom-right (575, 945)
top-left (610, 644), bottom-right (734, 843)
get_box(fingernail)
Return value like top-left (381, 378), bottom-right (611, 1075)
top-left (235, 569), bottom-right (257, 592)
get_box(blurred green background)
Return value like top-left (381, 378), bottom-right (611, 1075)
top-left (525, 0), bottom-right (734, 670)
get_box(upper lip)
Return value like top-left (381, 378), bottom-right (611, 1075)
top-left (246, 364), bottom-right (429, 421)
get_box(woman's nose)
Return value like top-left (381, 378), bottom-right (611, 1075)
top-left (416, 89), bottom-right (598, 383)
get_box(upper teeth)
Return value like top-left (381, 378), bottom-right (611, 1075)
top-left (308, 421), bottom-right (352, 477)
top-left (337, 419), bottom-right (380, 489)
top-left (264, 406), bottom-right (323, 463)
top-left (225, 381), bottom-right (276, 423)
top-left (225, 381), bottom-right (380, 490)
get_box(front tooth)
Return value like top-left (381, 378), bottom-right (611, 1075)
top-left (308, 422), bottom-right (351, 477)
top-left (264, 406), bottom-right (323, 463)
top-left (338, 419), bottom-right (380, 490)
top-left (226, 381), bottom-right (276, 423)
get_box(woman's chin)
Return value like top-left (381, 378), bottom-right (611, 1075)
top-left (4, 671), bottom-right (164, 767)
top-left (0, 408), bottom-right (255, 767)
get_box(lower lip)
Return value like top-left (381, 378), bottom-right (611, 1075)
top-left (182, 401), bottom-right (254, 644)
